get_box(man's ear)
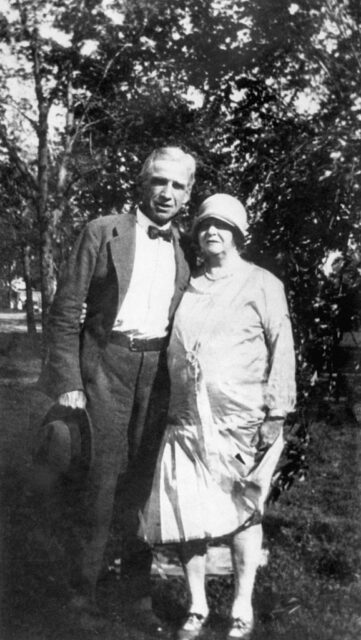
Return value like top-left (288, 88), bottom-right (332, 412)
top-left (183, 187), bottom-right (192, 205)
top-left (135, 180), bottom-right (143, 199)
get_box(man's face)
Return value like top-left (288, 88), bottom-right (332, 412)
top-left (139, 159), bottom-right (191, 226)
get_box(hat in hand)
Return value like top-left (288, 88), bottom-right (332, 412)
top-left (35, 404), bottom-right (93, 482)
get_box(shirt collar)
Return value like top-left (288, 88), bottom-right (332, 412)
top-left (136, 207), bottom-right (172, 231)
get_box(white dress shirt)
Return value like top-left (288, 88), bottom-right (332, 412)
top-left (112, 209), bottom-right (176, 338)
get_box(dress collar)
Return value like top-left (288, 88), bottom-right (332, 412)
top-left (190, 259), bottom-right (255, 294)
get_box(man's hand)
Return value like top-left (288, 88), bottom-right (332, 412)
top-left (80, 303), bottom-right (87, 324)
top-left (58, 390), bottom-right (87, 409)
top-left (258, 418), bottom-right (284, 451)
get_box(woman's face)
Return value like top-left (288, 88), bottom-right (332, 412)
top-left (197, 217), bottom-right (237, 258)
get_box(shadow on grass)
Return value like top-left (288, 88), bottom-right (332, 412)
top-left (1, 334), bottom-right (361, 639)
top-left (1, 461), bottom-right (77, 639)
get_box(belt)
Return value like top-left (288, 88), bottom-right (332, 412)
top-left (109, 331), bottom-right (167, 352)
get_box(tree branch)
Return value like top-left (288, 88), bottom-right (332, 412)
top-left (70, 51), bottom-right (122, 148)
top-left (57, 52), bottom-right (121, 196)
top-left (0, 124), bottom-right (38, 195)
top-left (5, 96), bottom-right (39, 133)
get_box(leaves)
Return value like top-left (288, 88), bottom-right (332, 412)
top-left (0, 1), bottom-right (360, 488)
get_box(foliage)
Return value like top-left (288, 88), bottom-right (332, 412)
top-left (0, 0), bottom-right (360, 491)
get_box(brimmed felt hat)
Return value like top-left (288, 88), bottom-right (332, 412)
top-left (35, 404), bottom-right (93, 482)
top-left (192, 193), bottom-right (248, 237)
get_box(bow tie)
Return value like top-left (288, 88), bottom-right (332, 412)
top-left (148, 225), bottom-right (173, 242)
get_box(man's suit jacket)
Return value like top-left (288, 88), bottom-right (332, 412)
top-left (42, 212), bottom-right (190, 399)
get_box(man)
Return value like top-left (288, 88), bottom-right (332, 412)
top-left (41, 146), bottom-right (196, 627)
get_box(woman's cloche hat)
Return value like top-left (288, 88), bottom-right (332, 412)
top-left (34, 404), bottom-right (93, 482)
top-left (192, 193), bottom-right (249, 237)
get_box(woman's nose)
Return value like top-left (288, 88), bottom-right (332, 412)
top-left (206, 224), bottom-right (217, 234)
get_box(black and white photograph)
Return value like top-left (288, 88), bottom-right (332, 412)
top-left (0, 1), bottom-right (360, 639)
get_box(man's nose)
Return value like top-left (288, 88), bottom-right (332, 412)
top-left (161, 182), bottom-right (173, 198)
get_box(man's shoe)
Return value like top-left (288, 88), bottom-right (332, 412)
top-left (177, 612), bottom-right (209, 640)
top-left (227, 616), bottom-right (254, 639)
top-left (67, 593), bottom-right (107, 631)
top-left (77, 610), bottom-right (108, 632)
top-left (140, 609), bottom-right (164, 633)
top-left (127, 598), bottom-right (164, 634)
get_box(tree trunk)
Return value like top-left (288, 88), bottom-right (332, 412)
top-left (37, 104), bottom-right (55, 336)
top-left (32, 29), bottom-right (55, 343)
top-left (22, 244), bottom-right (37, 340)
top-left (39, 227), bottom-right (55, 328)
top-left (7, 262), bottom-right (12, 308)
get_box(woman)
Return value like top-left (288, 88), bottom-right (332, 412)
top-left (140, 194), bottom-right (296, 639)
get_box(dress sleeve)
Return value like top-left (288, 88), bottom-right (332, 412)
top-left (261, 273), bottom-right (296, 417)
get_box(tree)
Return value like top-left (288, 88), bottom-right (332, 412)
top-left (0, 0), bottom-right (129, 327)
top-left (0, 0), bottom-right (360, 492)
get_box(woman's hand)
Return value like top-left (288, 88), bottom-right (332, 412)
top-left (258, 418), bottom-right (284, 451)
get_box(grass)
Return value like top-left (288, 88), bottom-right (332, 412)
top-left (1, 332), bottom-right (361, 639)
top-left (151, 404), bottom-right (361, 640)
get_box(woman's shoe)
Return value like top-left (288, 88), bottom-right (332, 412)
top-left (177, 612), bottom-right (209, 640)
top-left (227, 616), bottom-right (254, 639)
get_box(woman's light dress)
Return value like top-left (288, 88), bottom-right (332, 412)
top-left (141, 260), bottom-right (296, 544)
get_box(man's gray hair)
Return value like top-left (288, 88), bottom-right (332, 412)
top-left (138, 146), bottom-right (196, 188)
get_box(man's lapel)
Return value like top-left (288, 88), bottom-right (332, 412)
top-left (109, 212), bottom-right (136, 312)
top-left (169, 225), bottom-right (190, 320)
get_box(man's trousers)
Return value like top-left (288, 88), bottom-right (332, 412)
top-left (71, 340), bottom-right (169, 601)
